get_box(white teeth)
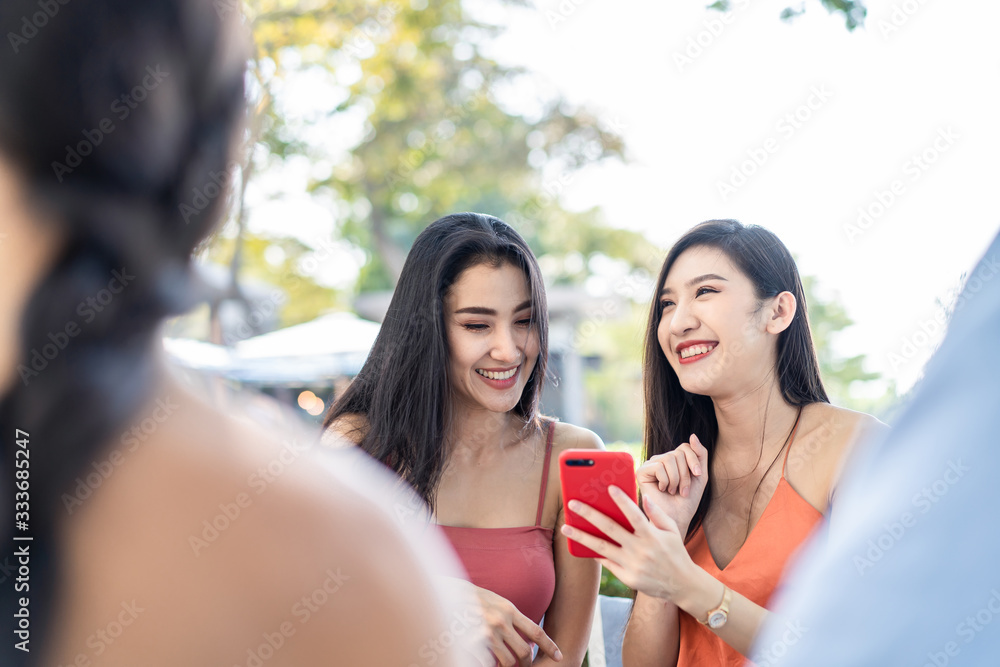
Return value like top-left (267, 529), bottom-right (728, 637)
top-left (477, 367), bottom-right (517, 380)
top-left (680, 344), bottom-right (716, 359)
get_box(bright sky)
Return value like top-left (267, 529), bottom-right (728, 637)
top-left (248, 0), bottom-right (1000, 398)
top-left (480, 0), bottom-right (1000, 396)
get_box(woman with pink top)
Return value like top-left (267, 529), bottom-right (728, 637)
top-left (324, 212), bottom-right (602, 666)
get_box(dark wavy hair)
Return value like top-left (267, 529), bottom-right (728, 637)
top-left (0, 0), bottom-right (246, 661)
top-left (643, 220), bottom-right (828, 538)
top-left (323, 213), bottom-right (549, 509)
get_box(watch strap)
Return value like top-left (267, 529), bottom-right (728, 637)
top-left (700, 584), bottom-right (732, 628)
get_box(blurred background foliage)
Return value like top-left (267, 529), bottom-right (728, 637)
top-left (198, 0), bottom-right (893, 435)
top-left (198, 0), bottom-right (884, 610)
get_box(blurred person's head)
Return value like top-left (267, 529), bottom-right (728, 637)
top-left (0, 0), bottom-right (246, 650)
top-left (325, 212), bottom-right (549, 507)
top-left (643, 219), bottom-right (828, 533)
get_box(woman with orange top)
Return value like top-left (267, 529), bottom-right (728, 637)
top-left (560, 220), bottom-right (885, 666)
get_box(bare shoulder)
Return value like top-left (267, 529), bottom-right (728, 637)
top-left (801, 402), bottom-right (886, 452)
top-left (538, 421), bottom-right (604, 524)
top-left (50, 380), bottom-right (459, 666)
top-left (321, 411), bottom-right (369, 447)
top-left (786, 403), bottom-right (886, 513)
top-left (549, 419), bottom-right (605, 454)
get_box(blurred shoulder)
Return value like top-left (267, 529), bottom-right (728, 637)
top-left (549, 419), bottom-right (605, 453)
top-left (54, 375), bottom-right (462, 664)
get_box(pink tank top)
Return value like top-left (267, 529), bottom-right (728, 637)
top-left (439, 420), bottom-right (557, 626)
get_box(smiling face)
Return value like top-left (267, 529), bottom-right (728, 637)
top-left (443, 261), bottom-right (541, 415)
top-left (656, 245), bottom-right (784, 399)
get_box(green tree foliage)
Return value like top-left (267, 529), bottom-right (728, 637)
top-left (802, 275), bottom-right (879, 402)
top-left (206, 1), bottom-right (891, 430)
top-left (203, 233), bottom-right (346, 327)
top-left (244, 0), bottom-right (658, 292)
top-left (710, 0), bottom-right (866, 30)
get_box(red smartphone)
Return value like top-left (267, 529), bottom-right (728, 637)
top-left (559, 449), bottom-right (637, 558)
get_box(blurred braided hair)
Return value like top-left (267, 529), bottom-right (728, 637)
top-left (0, 0), bottom-right (246, 660)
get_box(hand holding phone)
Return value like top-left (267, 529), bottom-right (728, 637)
top-left (559, 449), bottom-right (637, 558)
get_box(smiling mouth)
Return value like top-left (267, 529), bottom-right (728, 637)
top-left (476, 366), bottom-right (518, 381)
top-left (677, 342), bottom-right (717, 364)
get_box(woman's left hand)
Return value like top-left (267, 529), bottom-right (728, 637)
top-left (560, 487), bottom-right (696, 603)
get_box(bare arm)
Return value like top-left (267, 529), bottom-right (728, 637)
top-left (532, 425), bottom-right (604, 666)
top-left (563, 490), bottom-right (771, 660)
top-left (622, 592), bottom-right (680, 667)
top-left (532, 503), bottom-right (601, 666)
top-left (46, 385), bottom-right (477, 667)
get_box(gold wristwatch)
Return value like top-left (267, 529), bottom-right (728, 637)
top-left (701, 584), bottom-right (732, 629)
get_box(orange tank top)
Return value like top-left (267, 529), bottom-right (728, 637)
top-left (677, 415), bottom-right (822, 667)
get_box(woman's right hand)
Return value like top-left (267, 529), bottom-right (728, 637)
top-left (449, 578), bottom-right (562, 666)
top-left (636, 434), bottom-right (709, 536)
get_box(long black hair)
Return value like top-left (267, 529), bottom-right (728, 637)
top-left (643, 220), bottom-right (828, 538)
top-left (324, 213), bottom-right (549, 509)
top-left (0, 0), bottom-right (246, 660)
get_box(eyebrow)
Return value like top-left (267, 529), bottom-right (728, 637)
top-left (454, 299), bottom-right (532, 316)
top-left (659, 273), bottom-right (728, 296)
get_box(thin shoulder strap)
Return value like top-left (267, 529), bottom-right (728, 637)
top-left (781, 407), bottom-right (805, 477)
top-left (535, 420), bottom-right (556, 527)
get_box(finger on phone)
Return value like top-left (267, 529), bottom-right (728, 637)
top-left (561, 522), bottom-right (617, 559)
top-left (568, 500), bottom-right (632, 544)
top-left (643, 494), bottom-right (680, 533)
top-left (609, 484), bottom-right (650, 529)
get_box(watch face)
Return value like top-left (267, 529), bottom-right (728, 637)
top-left (708, 611), bottom-right (727, 629)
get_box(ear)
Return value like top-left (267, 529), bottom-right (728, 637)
top-left (765, 291), bottom-right (797, 335)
